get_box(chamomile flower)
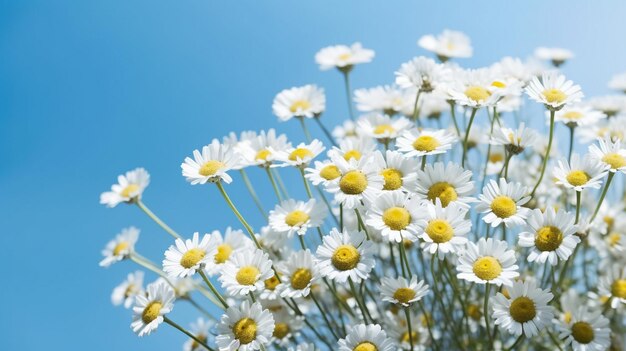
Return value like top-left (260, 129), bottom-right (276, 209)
top-left (354, 85), bottom-right (409, 115)
top-left (415, 199), bottom-right (471, 259)
top-left (315, 42), bottom-right (375, 71)
top-left (181, 140), bottom-right (239, 184)
top-left (269, 199), bottom-right (326, 237)
top-left (588, 136), bottom-right (626, 173)
top-left (519, 208), bottom-right (580, 266)
top-left (418, 29), bottom-right (473, 61)
top-left (396, 128), bottom-right (457, 157)
top-left (216, 301), bottom-right (275, 351)
top-left (534, 47), bottom-right (574, 67)
top-left (316, 228), bottom-right (375, 283)
top-left (395, 56), bottom-right (450, 92)
top-left (277, 250), bottom-right (319, 298)
top-left (457, 237), bottom-right (519, 286)
top-left (271, 311), bottom-right (304, 346)
top-left (380, 276), bottom-right (429, 307)
top-left (557, 306), bottom-right (611, 351)
top-left (608, 72), bottom-right (626, 93)
top-left (238, 129), bottom-right (291, 168)
top-left (598, 264), bottom-right (626, 308)
top-left (184, 318), bottom-right (214, 351)
top-left (325, 152), bottom-right (384, 209)
top-left (333, 120), bottom-right (360, 140)
top-left (365, 192), bottom-right (422, 243)
top-left (112, 271), bottom-right (144, 308)
top-left (553, 153), bottom-right (608, 192)
top-left (206, 227), bottom-right (254, 276)
top-left (272, 85), bottom-right (326, 121)
top-left (490, 123), bottom-right (539, 155)
top-left (333, 136), bottom-right (377, 161)
top-left (370, 150), bottom-right (417, 193)
top-left (100, 167), bottom-right (150, 207)
top-left (492, 280), bottom-right (555, 337)
top-left (476, 178), bottom-right (530, 228)
top-left (554, 104), bottom-right (606, 127)
top-left (415, 161), bottom-right (475, 208)
top-left (100, 226), bottom-right (140, 267)
top-left (337, 324), bottom-right (396, 351)
top-left (219, 248), bottom-right (274, 297)
top-left (274, 139), bottom-right (325, 168)
top-left (525, 72), bottom-right (583, 110)
top-left (448, 68), bottom-right (503, 107)
top-left (131, 280), bottom-right (175, 336)
top-left (305, 160), bottom-right (342, 186)
top-left (589, 95), bottom-right (626, 117)
top-left (357, 113), bottom-right (412, 141)
top-left (163, 232), bottom-right (219, 278)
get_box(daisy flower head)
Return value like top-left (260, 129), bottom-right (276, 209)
top-left (337, 324), bottom-right (396, 351)
top-left (553, 153), bottom-right (608, 192)
top-left (589, 95), bottom-right (626, 117)
top-left (356, 113), bottom-right (412, 141)
top-left (490, 122), bottom-right (539, 155)
top-left (588, 136), bottom-right (626, 174)
top-left (415, 199), bottom-right (471, 259)
top-left (269, 199), bottom-right (326, 237)
top-left (371, 150), bottom-right (418, 193)
top-left (183, 318), bottom-right (214, 351)
top-left (238, 129), bottom-right (291, 168)
top-left (277, 249), bottom-right (319, 298)
top-left (396, 128), bottom-right (458, 158)
top-left (131, 280), bottom-right (175, 337)
top-left (181, 140), bottom-right (239, 185)
top-left (394, 56), bottom-right (450, 92)
top-left (100, 226), bottom-right (140, 267)
top-left (272, 85), bottom-right (325, 122)
top-left (333, 136), bottom-right (377, 162)
top-left (457, 237), bottom-right (519, 286)
top-left (492, 280), bottom-right (555, 337)
top-left (476, 178), bottom-right (530, 228)
top-left (417, 29), bottom-right (473, 61)
top-left (316, 228), bottom-right (375, 283)
top-left (314, 42), bottom-right (375, 72)
top-left (100, 167), bottom-right (150, 207)
top-left (448, 68), bottom-right (503, 107)
top-left (380, 276), bottom-right (429, 307)
top-left (206, 227), bottom-right (254, 276)
top-left (365, 192), bottom-right (422, 243)
top-left (333, 120), bottom-right (360, 141)
top-left (163, 232), bottom-right (219, 278)
top-left (553, 104), bottom-right (606, 128)
top-left (415, 161), bottom-right (475, 208)
top-left (598, 264), bottom-right (626, 308)
top-left (557, 306), bottom-right (611, 351)
top-left (216, 301), bottom-right (275, 351)
top-left (219, 248), bottom-right (274, 297)
top-left (354, 85), bottom-right (410, 115)
top-left (325, 152), bottom-right (384, 209)
top-left (608, 72), bottom-right (626, 93)
top-left (271, 311), bottom-right (304, 346)
top-left (305, 159), bottom-right (342, 186)
top-left (519, 208), bottom-right (580, 266)
top-left (534, 47), bottom-right (574, 67)
top-left (274, 139), bottom-right (325, 169)
top-left (525, 72), bottom-right (583, 110)
top-left (112, 271), bottom-right (144, 308)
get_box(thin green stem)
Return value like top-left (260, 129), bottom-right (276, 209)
top-left (411, 90), bottom-right (423, 125)
top-left (215, 182), bottom-right (262, 249)
top-left (484, 283), bottom-right (494, 350)
top-left (449, 101), bottom-right (461, 137)
top-left (198, 270), bottom-right (228, 309)
top-left (567, 125), bottom-right (575, 163)
top-left (349, 278), bottom-right (370, 323)
top-left (399, 242), bottom-right (413, 277)
top-left (314, 117), bottom-right (338, 147)
top-left (531, 109), bottom-right (556, 197)
top-left (299, 168), bottom-right (313, 198)
top-left (265, 167), bottom-right (283, 202)
top-left (298, 117), bottom-right (312, 142)
top-left (342, 71), bottom-right (355, 121)
top-left (310, 292), bottom-right (340, 340)
top-left (136, 200), bottom-right (181, 239)
top-left (591, 172), bottom-right (615, 222)
top-left (239, 169), bottom-right (267, 219)
top-left (461, 107), bottom-right (478, 167)
top-left (164, 317), bottom-right (216, 351)
top-left (404, 307), bottom-right (415, 351)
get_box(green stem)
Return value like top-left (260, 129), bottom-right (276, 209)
top-left (399, 242), bottom-right (413, 277)
top-left (164, 317), bottom-right (216, 351)
top-left (449, 101), bottom-right (461, 137)
top-left (349, 278), bottom-right (370, 323)
top-left (342, 71), bottom-right (355, 121)
top-left (310, 292), bottom-right (340, 340)
top-left (198, 270), bottom-right (228, 309)
top-left (298, 117), bottom-right (312, 142)
top-left (314, 117), bottom-right (338, 147)
top-left (567, 125), bottom-right (575, 163)
top-left (531, 109), bottom-right (556, 197)
top-left (404, 307), bottom-right (415, 351)
top-left (265, 167), bottom-right (283, 202)
top-left (590, 172), bottom-right (615, 222)
top-left (136, 200), bottom-right (181, 239)
top-left (411, 90), bottom-right (423, 125)
top-left (299, 168), bottom-right (314, 198)
top-left (215, 182), bottom-right (262, 250)
top-left (239, 169), bottom-right (267, 219)
top-left (461, 107), bottom-right (478, 167)
top-left (484, 283), bottom-right (494, 350)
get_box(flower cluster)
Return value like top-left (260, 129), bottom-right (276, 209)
top-left (100, 29), bottom-right (626, 351)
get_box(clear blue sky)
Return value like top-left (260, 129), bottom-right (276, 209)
top-left (2, 1), bottom-right (626, 350)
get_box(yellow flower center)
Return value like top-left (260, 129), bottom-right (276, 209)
top-left (412, 135), bottom-right (440, 152)
top-left (113, 241), bottom-right (129, 256)
top-left (273, 322), bottom-right (290, 339)
top-left (472, 256), bottom-right (503, 281)
top-left (611, 279), bottom-right (626, 299)
top-left (343, 149), bottom-right (362, 161)
top-left (566, 170), bottom-right (590, 186)
top-left (489, 153), bottom-right (504, 163)
top-left (190, 334), bottom-right (207, 350)
top-left (320, 165), bottom-right (341, 180)
top-left (564, 311), bottom-right (572, 324)
top-left (199, 160), bottom-right (224, 176)
top-left (214, 244), bottom-right (232, 264)
top-left (464, 86), bottom-right (491, 102)
top-left (338, 53), bottom-right (352, 61)
top-left (382, 207), bottom-right (411, 230)
top-left (374, 124), bottom-right (395, 135)
top-left (467, 304), bottom-right (482, 320)
top-left (608, 232), bottom-right (621, 247)
top-left (255, 149), bottom-right (271, 161)
top-left (535, 226), bottom-right (563, 252)
top-left (331, 245), bottom-right (360, 271)
top-left (289, 148), bottom-right (313, 162)
top-left (180, 248), bottom-right (206, 269)
top-left (427, 182), bottom-right (458, 207)
top-left (602, 153), bottom-right (626, 169)
top-left (491, 81), bottom-right (506, 88)
top-left (121, 184), bottom-right (140, 198)
top-left (401, 331), bottom-right (420, 344)
top-left (509, 296), bottom-right (537, 323)
top-left (236, 266), bottom-right (260, 285)
top-left (571, 321), bottom-right (594, 344)
top-left (542, 89), bottom-right (567, 104)
top-left (563, 111), bottom-right (583, 120)
top-left (339, 170), bottom-right (368, 195)
top-left (264, 275), bottom-right (281, 291)
top-left (354, 342), bottom-right (377, 351)
top-left (289, 100), bottom-right (311, 113)
top-left (490, 196), bottom-right (517, 218)
top-left (141, 301), bottom-right (162, 324)
top-left (290, 268), bottom-right (313, 290)
top-left (284, 210), bottom-right (310, 227)
top-left (393, 287), bottom-right (416, 304)
top-left (425, 219), bottom-right (454, 243)
top-left (381, 168), bottom-right (403, 190)
top-left (232, 318), bottom-right (257, 344)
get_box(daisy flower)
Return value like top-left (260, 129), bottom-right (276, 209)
top-left (476, 178), bottom-right (530, 228)
top-left (354, 85), bottom-right (410, 115)
top-left (598, 264), bottom-right (626, 308)
top-left (525, 72), bottom-right (583, 110)
top-left (181, 140), bottom-right (239, 185)
top-left (238, 129), bottom-right (291, 168)
top-left (365, 192), bottom-right (422, 243)
top-left (333, 120), bottom-right (360, 141)
top-left (325, 152), bottom-right (384, 209)
top-left (608, 72), bottom-right (626, 93)
top-left (557, 306), bottom-right (611, 351)
top-left (519, 208), bottom-right (580, 266)
top-left (380, 276), bottom-right (429, 307)
top-left (183, 318), bottom-right (214, 351)
top-left (554, 104), bottom-right (606, 128)
top-left (219, 248), bottom-right (274, 297)
top-left (316, 228), bottom-right (375, 283)
top-left (448, 68), bottom-right (503, 107)
top-left (272, 85), bottom-right (325, 121)
top-left (163, 232), bottom-right (219, 278)
top-left (457, 237), bottom-right (519, 286)
top-left (534, 47), bottom-right (574, 67)
top-left (269, 199), bottom-right (326, 237)
top-left (305, 159), bottom-right (342, 186)
top-left (112, 271), bottom-right (144, 308)
top-left (553, 153), bottom-right (608, 192)
top-left (315, 42), bottom-right (375, 71)
top-left (273, 139), bottom-right (325, 168)
top-left (356, 113), bottom-right (412, 141)
top-left (131, 280), bottom-right (175, 336)
top-left (100, 226), bottom-right (140, 267)
top-left (589, 136), bottom-right (626, 174)
top-left (394, 56), bottom-right (450, 92)
top-left (492, 280), bottom-right (555, 337)
top-left (371, 150), bottom-right (418, 193)
top-left (414, 161), bottom-right (475, 208)
top-left (332, 136), bottom-right (377, 161)
top-left (271, 311), bottom-right (304, 346)
top-left (417, 29), bottom-right (473, 61)
top-left (100, 167), bottom-right (150, 207)
top-left (206, 227), bottom-right (254, 276)
top-left (216, 301), bottom-right (275, 351)
top-left (415, 199), bottom-right (471, 259)
top-left (337, 324), bottom-right (396, 351)
top-left (490, 122), bottom-right (539, 155)
top-left (589, 95), bottom-right (626, 117)
top-left (277, 249), bottom-right (319, 298)
top-left (396, 128), bottom-right (457, 158)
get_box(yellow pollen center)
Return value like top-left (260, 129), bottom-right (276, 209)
top-left (199, 160), bottom-right (224, 176)
top-left (319, 165), bottom-right (341, 180)
top-left (563, 111), bottom-right (583, 120)
top-left (331, 245), bottom-right (360, 271)
top-left (535, 226), bottom-right (563, 251)
top-left (214, 244), bottom-right (232, 264)
top-left (141, 301), bottom-right (162, 324)
top-left (113, 241), bottom-right (129, 256)
top-left (564, 311), bottom-right (572, 324)
top-left (491, 81), bottom-right (506, 88)
top-left (382, 207), bottom-right (411, 230)
top-left (393, 287), bottom-right (416, 304)
top-left (571, 321), bottom-right (594, 344)
top-left (509, 296), bottom-right (537, 323)
top-left (232, 318), bottom-right (257, 344)
top-left (566, 170), bottom-right (590, 186)
top-left (338, 53), bottom-right (351, 61)
top-left (255, 149), bottom-right (271, 161)
top-left (489, 153), bottom-right (504, 163)
top-left (339, 170), bottom-right (368, 195)
top-left (467, 304), bottom-right (482, 320)
top-left (290, 268), bottom-right (313, 290)
top-left (401, 331), bottom-right (420, 344)
top-left (289, 148), bottom-right (313, 162)
top-left (425, 219), bottom-right (454, 243)
top-left (542, 89), bottom-right (567, 104)
top-left (284, 210), bottom-right (310, 227)
top-left (354, 342), bottom-right (378, 351)
top-left (464, 86), bottom-right (491, 102)
top-left (343, 149), bottom-right (362, 161)
top-left (264, 275), bottom-right (281, 290)
top-left (608, 233), bottom-right (621, 247)
top-left (374, 124), bottom-right (395, 135)
top-left (236, 266), bottom-right (260, 285)
top-left (602, 153), bottom-right (626, 169)
top-left (611, 279), bottom-right (626, 298)
top-left (412, 135), bottom-right (440, 152)
top-left (490, 196), bottom-right (517, 218)
top-left (472, 256), bottom-right (503, 281)
top-left (289, 100), bottom-right (311, 113)
top-left (427, 182), bottom-right (458, 207)
top-left (121, 184), bottom-right (140, 198)
top-left (381, 168), bottom-right (403, 190)
top-left (191, 334), bottom-right (207, 350)
top-left (273, 323), bottom-right (290, 339)
top-left (180, 248), bottom-right (206, 269)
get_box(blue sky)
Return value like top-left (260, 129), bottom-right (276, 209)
top-left (2, 1), bottom-right (626, 350)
